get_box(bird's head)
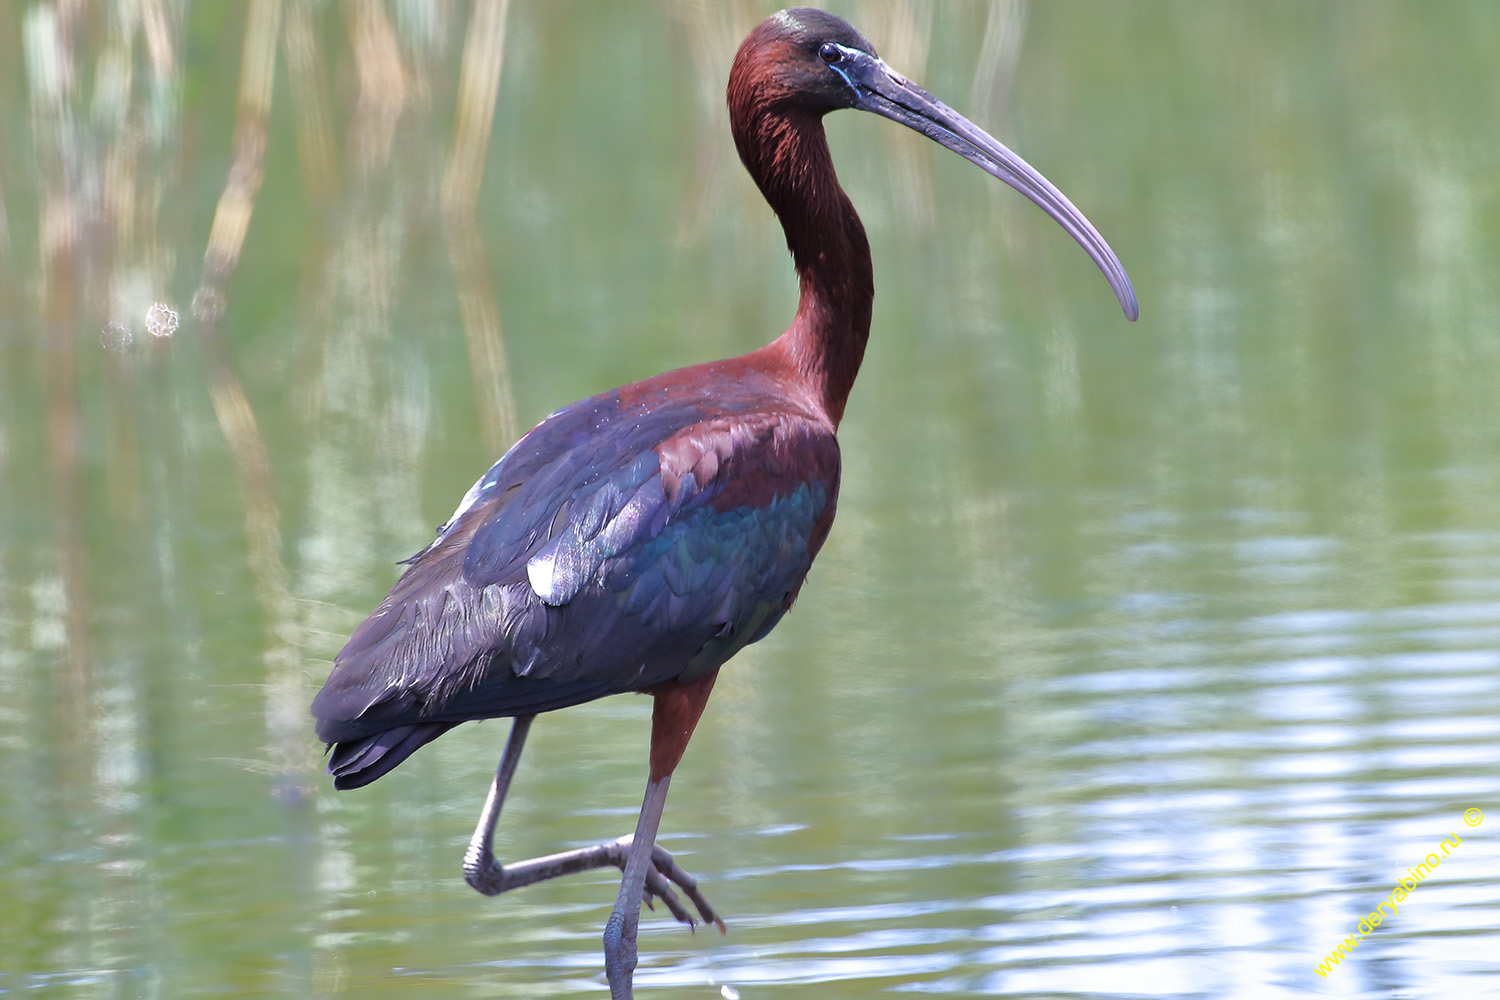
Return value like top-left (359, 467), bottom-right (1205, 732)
top-left (729, 7), bottom-right (1138, 321)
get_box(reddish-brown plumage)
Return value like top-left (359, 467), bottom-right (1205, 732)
top-left (647, 670), bottom-right (720, 782)
top-left (728, 27), bottom-right (874, 429)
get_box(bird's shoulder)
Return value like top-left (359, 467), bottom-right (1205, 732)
top-left (444, 364), bottom-right (840, 590)
top-left (315, 363), bottom-right (841, 735)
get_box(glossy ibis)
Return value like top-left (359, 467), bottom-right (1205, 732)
top-left (312, 7), bottom-right (1136, 996)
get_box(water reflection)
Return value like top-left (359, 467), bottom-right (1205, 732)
top-left (2, 1), bottom-right (1500, 998)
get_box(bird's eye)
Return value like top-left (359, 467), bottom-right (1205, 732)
top-left (818, 42), bottom-right (843, 65)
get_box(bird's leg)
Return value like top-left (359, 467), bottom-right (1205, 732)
top-left (461, 713), bottom-right (722, 931)
top-left (602, 669), bottom-right (723, 998)
top-left (462, 714), bottom-right (535, 891)
top-left (603, 774), bottom-right (673, 999)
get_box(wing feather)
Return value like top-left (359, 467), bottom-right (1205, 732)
top-left (312, 377), bottom-right (841, 770)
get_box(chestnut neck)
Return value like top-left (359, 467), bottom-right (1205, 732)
top-left (732, 105), bottom-right (874, 428)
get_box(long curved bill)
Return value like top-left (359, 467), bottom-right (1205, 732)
top-left (832, 47), bottom-right (1138, 321)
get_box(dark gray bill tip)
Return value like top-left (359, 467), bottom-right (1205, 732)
top-left (845, 54), bottom-right (1139, 322)
top-left (1114, 273), bottom-right (1140, 322)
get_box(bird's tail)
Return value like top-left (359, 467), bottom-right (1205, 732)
top-left (326, 722), bottom-right (456, 790)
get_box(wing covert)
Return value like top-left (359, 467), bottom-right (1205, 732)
top-left (312, 377), bottom-right (841, 746)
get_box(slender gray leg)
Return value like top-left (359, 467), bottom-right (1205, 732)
top-left (603, 775), bottom-right (673, 999)
top-left (462, 714), bottom-right (535, 890)
top-left (460, 717), bottom-right (723, 933)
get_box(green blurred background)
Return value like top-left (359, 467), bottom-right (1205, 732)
top-left (1, 1), bottom-right (1498, 997)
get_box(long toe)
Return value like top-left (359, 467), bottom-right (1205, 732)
top-left (647, 842), bottom-right (725, 932)
top-left (641, 870), bottom-right (696, 927)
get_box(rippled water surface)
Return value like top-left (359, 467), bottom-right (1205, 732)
top-left (3, 3), bottom-right (1499, 998)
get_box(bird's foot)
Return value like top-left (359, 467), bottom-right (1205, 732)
top-left (616, 835), bottom-right (726, 934)
top-left (462, 835), bottom-right (724, 933)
